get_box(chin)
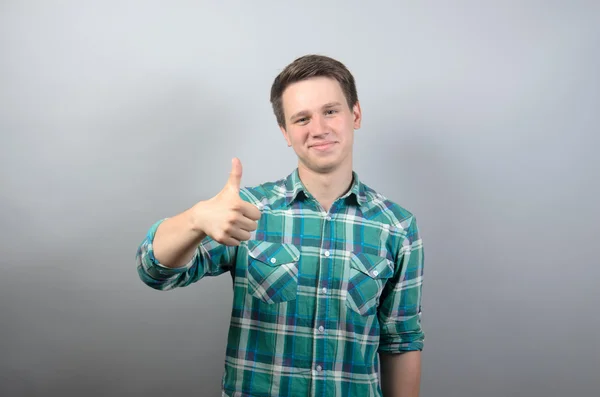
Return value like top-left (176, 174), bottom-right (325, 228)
top-left (299, 154), bottom-right (346, 173)
top-left (308, 161), bottom-right (339, 174)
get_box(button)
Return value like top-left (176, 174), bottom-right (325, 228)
top-left (316, 365), bottom-right (323, 372)
top-left (324, 251), bottom-right (330, 257)
top-left (321, 287), bottom-right (327, 294)
top-left (318, 325), bottom-right (324, 333)
top-left (270, 258), bottom-right (276, 264)
top-left (326, 216), bottom-right (332, 221)
top-left (372, 270), bottom-right (379, 276)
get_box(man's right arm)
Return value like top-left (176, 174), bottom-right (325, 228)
top-left (152, 204), bottom-right (208, 270)
top-left (135, 158), bottom-right (261, 291)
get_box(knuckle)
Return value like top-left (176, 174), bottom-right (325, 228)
top-left (226, 213), bottom-right (238, 225)
top-left (221, 224), bottom-right (233, 235)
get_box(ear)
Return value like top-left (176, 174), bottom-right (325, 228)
top-left (280, 125), bottom-right (292, 147)
top-left (352, 101), bottom-right (362, 130)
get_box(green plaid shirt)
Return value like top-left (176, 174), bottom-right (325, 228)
top-left (136, 169), bottom-right (425, 397)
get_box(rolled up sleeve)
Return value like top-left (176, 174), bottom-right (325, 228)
top-left (136, 218), bottom-right (236, 291)
top-left (378, 216), bottom-right (425, 353)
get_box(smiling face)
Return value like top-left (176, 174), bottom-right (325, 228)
top-left (280, 76), bottom-right (362, 175)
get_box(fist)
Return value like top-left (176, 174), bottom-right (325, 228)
top-left (193, 158), bottom-right (262, 246)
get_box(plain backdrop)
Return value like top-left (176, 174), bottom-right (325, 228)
top-left (1, 1), bottom-right (599, 396)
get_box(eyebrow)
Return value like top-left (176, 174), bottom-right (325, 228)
top-left (289, 102), bottom-right (343, 122)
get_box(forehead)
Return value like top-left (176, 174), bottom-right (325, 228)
top-left (281, 77), bottom-right (346, 112)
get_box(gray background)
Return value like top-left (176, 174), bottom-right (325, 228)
top-left (1, 1), bottom-right (598, 396)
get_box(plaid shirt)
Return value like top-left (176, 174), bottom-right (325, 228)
top-left (136, 169), bottom-right (425, 397)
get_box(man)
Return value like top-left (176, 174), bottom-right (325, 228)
top-left (136, 54), bottom-right (425, 397)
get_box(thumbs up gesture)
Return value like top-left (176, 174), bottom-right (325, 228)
top-left (192, 158), bottom-right (262, 246)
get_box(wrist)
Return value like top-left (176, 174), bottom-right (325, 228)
top-left (187, 201), bottom-right (208, 237)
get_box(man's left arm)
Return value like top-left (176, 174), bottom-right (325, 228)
top-left (378, 216), bottom-right (425, 397)
top-left (380, 351), bottom-right (421, 397)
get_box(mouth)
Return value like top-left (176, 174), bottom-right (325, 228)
top-left (310, 142), bottom-right (336, 151)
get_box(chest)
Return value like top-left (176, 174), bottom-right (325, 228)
top-left (244, 207), bottom-right (399, 285)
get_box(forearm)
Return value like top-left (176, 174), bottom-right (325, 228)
top-left (153, 204), bottom-right (207, 269)
top-left (380, 351), bottom-right (421, 397)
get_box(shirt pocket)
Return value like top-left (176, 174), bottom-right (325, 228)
top-left (346, 252), bottom-right (394, 316)
top-left (246, 240), bottom-right (301, 304)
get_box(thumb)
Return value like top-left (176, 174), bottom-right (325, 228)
top-left (226, 157), bottom-right (243, 192)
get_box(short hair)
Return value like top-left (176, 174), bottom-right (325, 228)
top-left (270, 54), bottom-right (359, 128)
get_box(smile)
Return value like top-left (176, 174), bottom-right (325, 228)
top-left (310, 142), bottom-right (336, 151)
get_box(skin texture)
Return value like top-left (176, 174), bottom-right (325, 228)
top-left (380, 351), bottom-right (422, 397)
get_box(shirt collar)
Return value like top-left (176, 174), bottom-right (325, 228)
top-left (283, 168), bottom-right (367, 207)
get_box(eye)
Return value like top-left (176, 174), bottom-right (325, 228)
top-left (296, 117), bottom-right (309, 124)
top-left (325, 109), bottom-right (338, 115)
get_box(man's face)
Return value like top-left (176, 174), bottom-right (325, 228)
top-left (280, 76), bottom-right (361, 174)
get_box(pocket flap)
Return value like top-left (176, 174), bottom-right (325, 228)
top-left (350, 252), bottom-right (394, 279)
top-left (247, 240), bottom-right (300, 266)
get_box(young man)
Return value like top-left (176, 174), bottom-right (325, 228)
top-left (136, 54), bottom-right (425, 397)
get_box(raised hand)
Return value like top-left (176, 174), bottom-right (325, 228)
top-left (191, 158), bottom-right (262, 246)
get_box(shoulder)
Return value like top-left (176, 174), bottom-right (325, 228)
top-left (360, 181), bottom-right (419, 234)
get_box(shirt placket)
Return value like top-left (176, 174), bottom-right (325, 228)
top-left (310, 200), bottom-right (340, 397)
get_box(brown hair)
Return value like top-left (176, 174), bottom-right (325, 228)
top-left (270, 54), bottom-right (358, 128)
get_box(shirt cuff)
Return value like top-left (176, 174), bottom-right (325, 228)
top-left (143, 218), bottom-right (198, 275)
top-left (378, 331), bottom-right (425, 353)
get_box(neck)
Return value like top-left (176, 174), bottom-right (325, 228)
top-left (297, 162), bottom-right (354, 212)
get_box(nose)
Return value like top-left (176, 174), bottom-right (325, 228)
top-left (309, 114), bottom-right (329, 138)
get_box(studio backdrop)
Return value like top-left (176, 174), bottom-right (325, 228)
top-left (1, 1), bottom-right (598, 396)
